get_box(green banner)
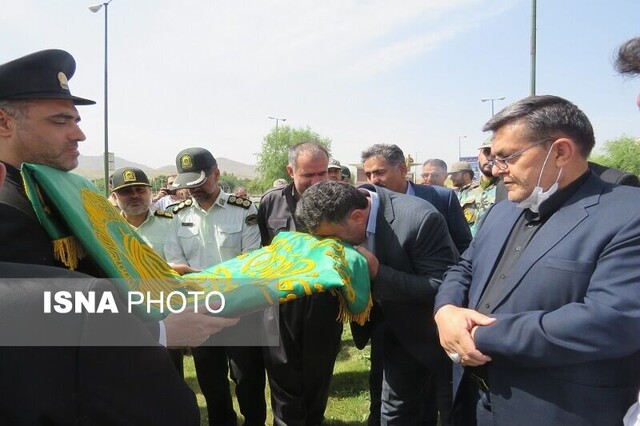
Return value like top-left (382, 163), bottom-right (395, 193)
top-left (21, 163), bottom-right (371, 323)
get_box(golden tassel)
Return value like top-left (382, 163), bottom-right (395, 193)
top-left (52, 236), bottom-right (86, 270)
top-left (335, 289), bottom-right (373, 325)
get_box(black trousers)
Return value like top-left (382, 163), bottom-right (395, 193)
top-left (367, 323), bottom-right (453, 426)
top-left (193, 308), bottom-right (272, 426)
top-left (192, 346), bottom-right (237, 426)
top-left (228, 346), bottom-right (267, 426)
top-left (169, 348), bottom-right (184, 378)
top-left (263, 292), bottom-right (343, 426)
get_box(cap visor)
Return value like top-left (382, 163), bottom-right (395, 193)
top-left (70, 95), bottom-right (96, 105)
top-left (112, 183), bottom-right (151, 192)
top-left (172, 171), bottom-right (207, 189)
top-left (5, 92), bottom-right (95, 105)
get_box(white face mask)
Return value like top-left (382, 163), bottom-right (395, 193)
top-left (517, 145), bottom-right (562, 213)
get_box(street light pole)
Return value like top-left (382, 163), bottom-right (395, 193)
top-left (268, 116), bottom-right (287, 145)
top-left (481, 96), bottom-right (506, 116)
top-left (530, 0), bottom-right (537, 95)
top-left (89, 0), bottom-right (114, 197)
top-left (457, 135), bottom-right (467, 160)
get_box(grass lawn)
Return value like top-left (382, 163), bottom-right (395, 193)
top-left (184, 327), bottom-right (371, 425)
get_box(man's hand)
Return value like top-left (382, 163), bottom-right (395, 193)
top-left (354, 245), bottom-right (379, 279)
top-left (152, 188), bottom-right (168, 202)
top-left (169, 264), bottom-right (201, 276)
top-left (434, 304), bottom-right (496, 366)
top-left (164, 311), bottom-right (239, 348)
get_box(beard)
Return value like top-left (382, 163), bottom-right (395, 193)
top-left (480, 164), bottom-right (494, 178)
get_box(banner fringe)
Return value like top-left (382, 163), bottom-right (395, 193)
top-left (52, 236), bottom-right (85, 270)
top-left (335, 289), bottom-right (372, 325)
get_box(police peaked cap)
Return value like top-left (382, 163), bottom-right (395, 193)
top-left (111, 167), bottom-right (151, 192)
top-left (0, 49), bottom-right (95, 105)
top-left (172, 147), bottom-right (218, 189)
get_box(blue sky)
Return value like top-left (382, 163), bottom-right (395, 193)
top-left (3, 0), bottom-right (639, 170)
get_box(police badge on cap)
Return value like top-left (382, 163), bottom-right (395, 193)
top-left (111, 167), bottom-right (151, 192)
top-left (0, 49), bottom-right (95, 105)
top-left (172, 147), bottom-right (218, 189)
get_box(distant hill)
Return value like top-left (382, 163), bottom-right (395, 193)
top-left (76, 155), bottom-right (257, 180)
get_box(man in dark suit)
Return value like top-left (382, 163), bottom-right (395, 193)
top-left (0, 262), bottom-right (201, 425)
top-left (361, 143), bottom-right (471, 254)
top-left (360, 143), bottom-right (470, 424)
top-left (434, 95), bottom-right (640, 425)
top-left (296, 181), bottom-right (458, 425)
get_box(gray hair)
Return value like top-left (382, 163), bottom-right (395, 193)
top-left (615, 37), bottom-right (640, 75)
top-left (288, 141), bottom-right (329, 171)
top-left (295, 181), bottom-right (368, 233)
top-left (361, 144), bottom-right (405, 167)
top-left (482, 95), bottom-right (595, 157)
top-left (0, 100), bottom-right (30, 119)
top-left (422, 158), bottom-right (448, 170)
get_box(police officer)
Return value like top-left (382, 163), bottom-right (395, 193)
top-left (0, 49), bottom-right (94, 266)
top-left (111, 166), bottom-right (186, 376)
top-left (111, 167), bottom-right (174, 256)
top-left (164, 147), bottom-right (263, 426)
top-left (0, 49), bottom-right (241, 423)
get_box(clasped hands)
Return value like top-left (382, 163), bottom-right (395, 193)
top-left (434, 304), bottom-right (496, 366)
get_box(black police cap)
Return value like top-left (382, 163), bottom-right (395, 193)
top-left (0, 49), bottom-right (95, 105)
top-left (341, 165), bottom-right (351, 179)
top-left (172, 147), bottom-right (218, 189)
top-left (111, 167), bottom-right (151, 192)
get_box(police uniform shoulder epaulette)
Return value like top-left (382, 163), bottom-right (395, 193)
top-left (154, 209), bottom-right (174, 219)
top-left (227, 195), bottom-right (252, 209)
top-left (171, 198), bottom-right (194, 214)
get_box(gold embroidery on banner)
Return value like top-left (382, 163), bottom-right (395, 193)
top-left (82, 190), bottom-right (368, 319)
top-left (81, 189), bottom-right (203, 305)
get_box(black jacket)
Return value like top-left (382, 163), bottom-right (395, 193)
top-left (0, 263), bottom-right (199, 425)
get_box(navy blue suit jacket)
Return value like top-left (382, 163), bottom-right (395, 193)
top-left (410, 182), bottom-right (472, 254)
top-left (435, 172), bottom-right (640, 425)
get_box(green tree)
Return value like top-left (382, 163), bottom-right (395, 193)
top-left (255, 126), bottom-right (332, 191)
top-left (219, 172), bottom-right (252, 194)
top-left (150, 175), bottom-right (169, 194)
top-left (590, 135), bottom-right (640, 175)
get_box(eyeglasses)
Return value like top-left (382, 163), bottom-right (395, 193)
top-left (487, 138), bottom-right (553, 170)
